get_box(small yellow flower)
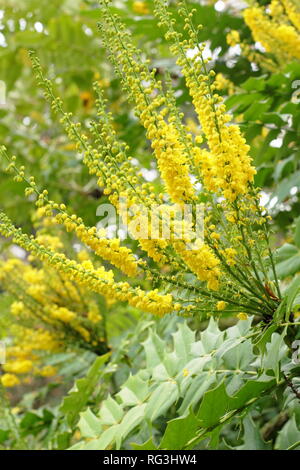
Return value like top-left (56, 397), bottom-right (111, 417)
top-left (226, 30), bottom-right (240, 47)
top-left (39, 365), bottom-right (57, 377)
top-left (1, 373), bottom-right (20, 387)
top-left (216, 301), bottom-right (227, 311)
top-left (12, 407), bottom-right (21, 415)
top-left (237, 313), bottom-right (248, 321)
top-left (52, 307), bottom-right (76, 323)
top-left (133, 1), bottom-right (149, 15)
top-left (211, 232), bottom-right (221, 240)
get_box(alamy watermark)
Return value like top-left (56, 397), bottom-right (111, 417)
top-left (0, 80), bottom-right (6, 107)
top-left (96, 198), bottom-right (204, 247)
top-left (0, 341), bottom-right (6, 365)
top-left (292, 80), bottom-right (300, 104)
top-left (292, 340), bottom-right (300, 365)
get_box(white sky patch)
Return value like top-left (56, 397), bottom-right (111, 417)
top-left (7, 19), bottom-right (14, 32)
top-left (202, 43), bottom-right (213, 61)
top-left (228, 44), bottom-right (242, 56)
top-left (19, 18), bottom-right (27, 30)
top-left (10, 245), bottom-right (27, 259)
top-left (290, 186), bottom-right (298, 196)
top-left (117, 228), bottom-right (126, 240)
top-left (187, 43), bottom-right (218, 62)
top-left (186, 47), bottom-right (198, 59)
top-left (141, 168), bottom-right (158, 182)
top-left (23, 116), bottom-right (31, 126)
top-left (270, 137), bottom-right (283, 148)
top-left (141, 79), bottom-right (151, 88)
top-left (174, 89), bottom-right (183, 98)
top-left (212, 46), bottom-right (222, 61)
top-left (73, 243), bottom-right (83, 253)
top-left (226, 45), bottom-right (241, 67)
top-left (250, 62), bottom-right (259, 72)
top-left (219, 0), bottom-right (247, 13)
top-left (83, 25), bottom-right (93, 36)
top-left (215, 1), bottom-right (226, 12)
top-left (0, 31), bottom-right (6, 47)
top-left (281, 114), bottom-right (293, 126)
top-left (260, 191), bottom-right (270, 207)
top-left (0, 80), bottom-right (5, 105)
top-left (34, 21), bottom-right (43, 33)
top-left (254, 41), bottom-right (266, 53)
top-left (106, 224), bottom-right (117, 239)
top-left (269, 196), bottom-right (278, 209)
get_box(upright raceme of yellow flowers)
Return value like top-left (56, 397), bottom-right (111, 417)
top-left (151, 119), bottom-right (196, 204)
top-left (154, 0), bottom-right (256, 202)
top-left (244, 1), bottom-right (300, 64)
top-left (98, 4), bottom-right (196, 205)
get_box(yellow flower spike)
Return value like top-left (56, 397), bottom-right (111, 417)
top-left (211, 232), bottom-right (221, 241)
top-left (154, 0), bottom-right (256, 201)
top-left (173, 240), bottom-right (221, 289)
top-left (244, 4), bottom-right (300, 64)
top-left (96, 11), bottom-right (196, 205)
top-left (0, 212), bottom-right (177, 317)
top-left (150, 120), bottom-right (196, 204)
top-left (282, 0), bottom-right (300, 31)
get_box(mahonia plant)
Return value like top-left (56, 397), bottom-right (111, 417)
top-left (1, 0), bottom-right (300, 453)
top-left (0, 0), bottom-right (292, 387)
